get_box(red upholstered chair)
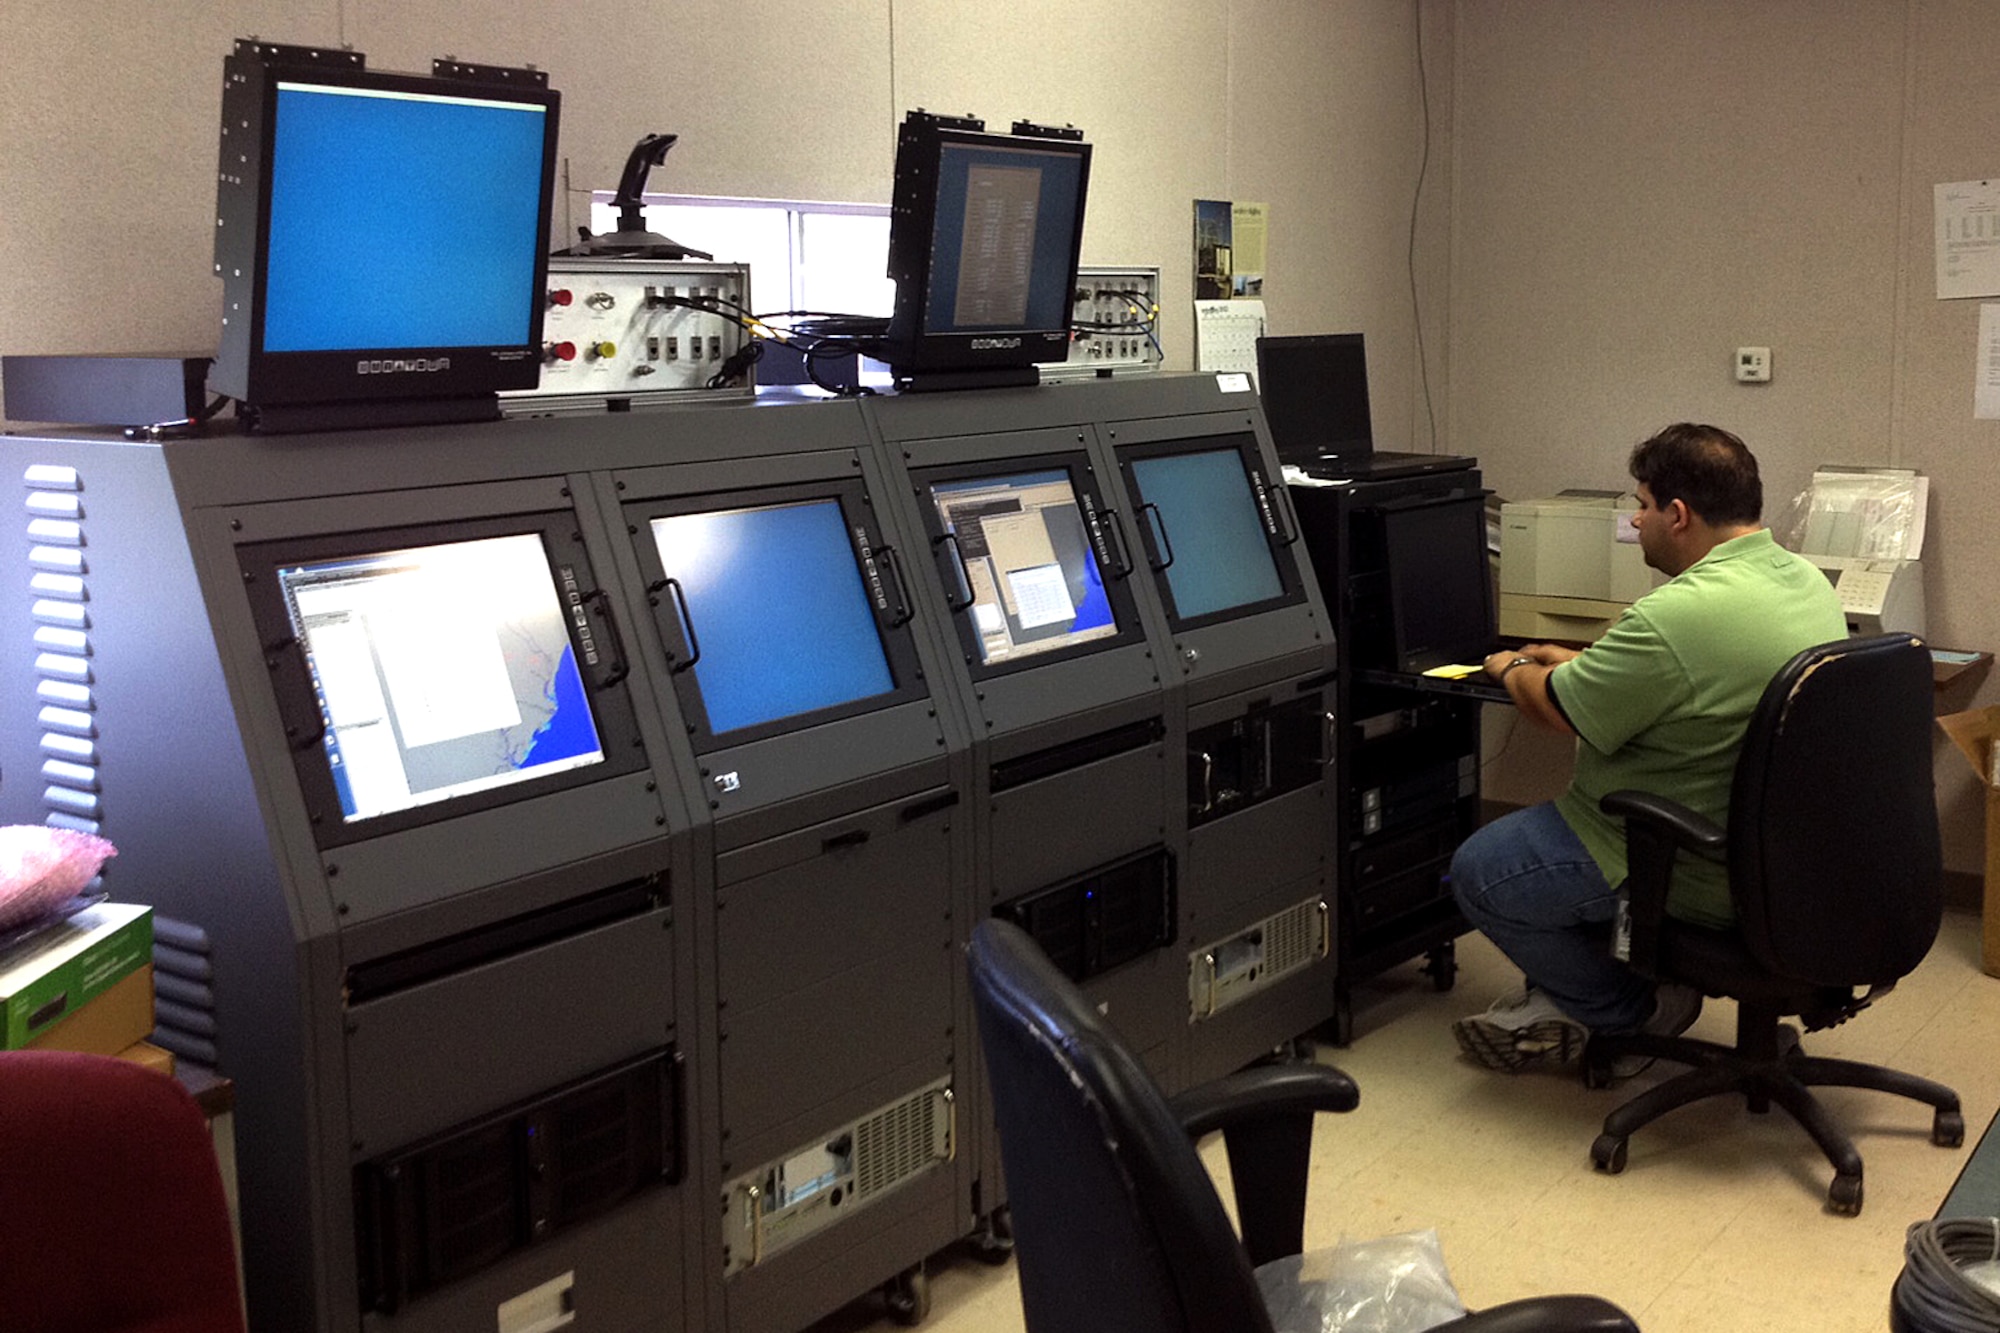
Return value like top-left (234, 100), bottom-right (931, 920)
top-left (0, 1050), bottom-right (245, 1333)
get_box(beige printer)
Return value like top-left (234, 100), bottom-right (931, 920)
top-left (1498, 490), bottom-right (1662, 641)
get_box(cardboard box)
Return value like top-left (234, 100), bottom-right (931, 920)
top-left (112, 1038), bottom-right (175, 1076)
top-left (24, 963), bottom-right (155, 1056)
top-left (1938, 706), bottom-right (2000, 977)
top-left (0, 902), bottom-right (152, 1048)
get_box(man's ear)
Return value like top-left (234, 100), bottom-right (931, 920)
top-left (1666, 497), bottom-right (1693, 532)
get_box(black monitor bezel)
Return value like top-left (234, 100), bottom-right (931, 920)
top-left (239, 512), bottom-right (649, 850)
top-left (1117, 432), bottom-right (1308, 633)
top-left (626, 479), bottom-right (930, 754)
top-left (912, 450), bottom-right (1141, 680)
top-left (212, 50), bottom-right (560, 408)
top-left (1379, 491), bottom-right (1497, 673)
top-left (883, 116), bottom-right (1093, 377)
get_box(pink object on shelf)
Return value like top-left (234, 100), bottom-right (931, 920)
top-left (0, 826), bottom-right (117, 930)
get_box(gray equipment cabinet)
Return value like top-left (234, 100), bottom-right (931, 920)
top-left (587, 401), bottom-right (979, 1333)
top-left (1, 375), bottom-right (1345, 1333)
top-left (1, 421), bottom-right (706, 1333)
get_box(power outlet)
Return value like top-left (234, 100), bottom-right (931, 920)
top-left (1735, 346), bottom-right (1772, 383)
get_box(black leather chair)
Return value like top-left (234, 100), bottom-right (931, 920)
top-left (1585, 632), bottom-right (1964, 1215)
top-left (968, 918), bottom-right (1640, 1333)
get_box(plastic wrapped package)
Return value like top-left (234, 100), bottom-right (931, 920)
top-left (1773, 468), bottom-right (1926, 561)
top-left (1254, 1229), bottom-right (1468, 1333)
top-left (0, 825), bottom-right (117, 929)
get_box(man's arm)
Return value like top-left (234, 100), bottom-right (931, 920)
top-left (1482, 643), bottom-right (1579, 735)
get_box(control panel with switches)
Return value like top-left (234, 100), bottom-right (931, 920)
top-left (499, 256), bottom-right (753, 416)
top-left (1043, 265), bottom-right (1163, 381)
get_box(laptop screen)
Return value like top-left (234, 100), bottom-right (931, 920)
top-left (1255, 332), bottom-right (1374, 467)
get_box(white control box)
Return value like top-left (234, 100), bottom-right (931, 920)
top-left (500, 257), bottom-right (753, 416)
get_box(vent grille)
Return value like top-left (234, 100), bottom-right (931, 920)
top-left (21, 464), bottom-right (101, 836)
top-left (1263, 899), bottom-right (1321, 979)
top-left (854, 1087), bottom-right (941, 1200)
top-left (151, 916), bottom-right (219, 1069)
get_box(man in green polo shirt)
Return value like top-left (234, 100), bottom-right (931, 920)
top-left (1451, 422), bottom-right (1847, 1072)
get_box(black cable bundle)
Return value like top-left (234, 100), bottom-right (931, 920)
top-left (1893, 1218), bottom-right (2000, 1332)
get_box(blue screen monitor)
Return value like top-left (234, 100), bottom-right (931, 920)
top-left (212, 42), bottom-right (559, 413)
top-left (638, 485), bottom-right (922, 748)
top-left (242, 516), bottom-right (648, 848)
top-left (921, 458), bottom-right (1136, 673)
top-left (1121, 435), bottom-right (1304, 630)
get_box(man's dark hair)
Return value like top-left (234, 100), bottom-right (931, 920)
top-left (1628, 422), bottom-right (1762, 525)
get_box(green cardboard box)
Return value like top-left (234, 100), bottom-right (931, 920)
top-left (0, 902), bottom-right (153, 1048)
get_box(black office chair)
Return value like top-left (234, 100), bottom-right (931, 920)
top-left (1584, 632), bottom-right (1964, 1215)
top-left (968, 918), bottom-right (1640, 1333)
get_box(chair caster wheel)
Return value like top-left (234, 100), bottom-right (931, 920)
top-left (883, 1262), bottom-right (930, 1325)
top-left (1590, 1133), bottom-right (1627, 1174)
top-left (1934, 1108), bottom-right (1966, 1149)
top-left (1582, 1057), bottom-right (1615, 1091)
top-left (1827, 1172), bottom-right (1864, 1216)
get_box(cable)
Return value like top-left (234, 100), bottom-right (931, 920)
top-left (1892, 1217), bottom-right (2000, 1333)
top-left (1407, 0), bottom-right (1439, 453)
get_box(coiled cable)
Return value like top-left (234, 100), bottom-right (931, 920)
top-left (1893, 1217), bottom-right (2000, 1332)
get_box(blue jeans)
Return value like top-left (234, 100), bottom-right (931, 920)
top-left (1450, 802), bottom-right (1652, 1032)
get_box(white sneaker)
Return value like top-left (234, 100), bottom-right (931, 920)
top-left (1453, 987), bottom-right (1587, 1071)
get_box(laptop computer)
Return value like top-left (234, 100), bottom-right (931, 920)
top-left (1255, 332), bottom-right (1469, 481)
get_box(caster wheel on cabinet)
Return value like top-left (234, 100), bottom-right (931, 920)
top-left (883, 1263), bottom-right (930, 1326)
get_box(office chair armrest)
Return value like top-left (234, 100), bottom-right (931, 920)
top-left (1600, 788), bottom-right (1725, 976)
top-left (1444, 1293), bottom-right (1639, 1332)
top-left (1168, 1062), bottom-right (1359, 1137)
top-left (1598, 790), bottom-right (1725, 855)
top-left (1168, 1062), bottom-right (1359, 1268)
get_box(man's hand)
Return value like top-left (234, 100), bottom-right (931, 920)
top-left (1483, 643), bottom-right (1578, 735)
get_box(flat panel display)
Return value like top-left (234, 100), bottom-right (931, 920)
top-left (242, 515), bottom-right (648, 848)
top-left (1123, 438), bottom-right (1299, 628)
top-left (1381, 494), bottom-right (1495, 672)
top-left (264, 82), bottom-right (549, 352)
top-left (277, 534), bottom-right (602, 821)
top-left (925, 465), bottom-right (1123, 669)
top-left (645, 497), bottom-right (901, 739)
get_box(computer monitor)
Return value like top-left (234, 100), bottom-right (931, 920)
top-left (212, 40), bottom-right (560, 424)
top-left (1254, 333), bottom-right (1374, 467)
top-left (638, 486), bottom-right (923, 748)
top-left (1380, 493), bottom-right (1496, 672)
top-left (882, 111), bottom-right (1091, 390)
top-left (243, 518), bottom-right (647, 847)
top-left (920, 458), bottom-right (1134, 673)
top-left (1119, 435), bottom-right (1305, 630)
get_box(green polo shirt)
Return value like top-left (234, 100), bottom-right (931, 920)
top-left (1548, 529), bottom-right (1847, 927)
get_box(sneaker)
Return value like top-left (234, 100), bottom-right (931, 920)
top-left (1453, 987), bottom-right (1588, 1071)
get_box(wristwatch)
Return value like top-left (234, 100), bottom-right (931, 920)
top-left (1497, 655), bottom-right (1536, 682)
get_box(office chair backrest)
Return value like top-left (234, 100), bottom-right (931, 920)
top-left (968, 919), bottom-right (1275, 1333)
top-left (1729, 632), bottom-right (1942, 988)
top-left (0, 1050), bottom-right (246, 1333)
